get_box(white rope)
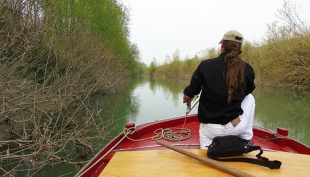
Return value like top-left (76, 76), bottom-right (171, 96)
top-left (123, 127), bottom-right (191, 142)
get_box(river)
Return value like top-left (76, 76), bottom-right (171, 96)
top-left (89, 76), bottom-right (310, 148)
top-left (34, 76), bottom-right (310, 176)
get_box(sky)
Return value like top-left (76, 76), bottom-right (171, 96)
top-left (120, 0), bottom-right (310, 66)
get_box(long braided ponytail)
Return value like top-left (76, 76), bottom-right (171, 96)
top-left (223, 40), bottom-right (245, 103)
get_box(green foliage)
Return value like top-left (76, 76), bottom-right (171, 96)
top-left (148, 58), bottom-right (158, 77)
top-left (248, 1), bottom-right (310, 89)
top-left (41, 0), bottom-right (141, 74)
top-left (153, 48), bottom-right (220, 79)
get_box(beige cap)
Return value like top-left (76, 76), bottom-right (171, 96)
top-left (219, 30), bottom-right (243, 44)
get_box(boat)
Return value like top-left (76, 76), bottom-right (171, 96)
top-left (75, 114), bottom-right (310, 177)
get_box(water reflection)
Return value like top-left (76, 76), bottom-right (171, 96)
top-left (155, 78), bottom-right (189, 107)
top-left (130, 77), bottom-right (198, 126)
top-left (88, 78), bottom-right (142, 142)
top-left (253, 87), bottom-right (310, 146)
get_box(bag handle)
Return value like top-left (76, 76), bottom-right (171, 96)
top-left (208, 145), bottom-right (282, 169)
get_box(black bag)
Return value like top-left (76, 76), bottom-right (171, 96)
top-left (207, 135), bottom-right (282, 169)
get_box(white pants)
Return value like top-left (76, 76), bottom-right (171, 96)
top-left (199, 94), bottom-right (255, 149)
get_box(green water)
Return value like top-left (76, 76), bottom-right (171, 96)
top-left (252, 87), bottom-right (310, 145)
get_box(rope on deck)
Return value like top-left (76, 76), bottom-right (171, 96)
top-left (123, 127), bottom-right (191, 142)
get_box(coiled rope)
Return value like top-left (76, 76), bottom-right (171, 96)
top-left (123, 127), bottom-right (191, 142)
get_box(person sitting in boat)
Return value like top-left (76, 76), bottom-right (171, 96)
top-left (183, 30), bottom-right (256, 149)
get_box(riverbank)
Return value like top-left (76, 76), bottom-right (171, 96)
top-left (0, 1), bottom-right (141, 176)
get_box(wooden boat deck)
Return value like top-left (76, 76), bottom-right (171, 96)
top-left (99, 149), bottom-right (310, 177)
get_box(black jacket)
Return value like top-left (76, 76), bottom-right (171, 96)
top-left (183, 53), bottom-right (255, 125)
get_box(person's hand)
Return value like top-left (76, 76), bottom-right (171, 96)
top-left (183, 94), bottom-right (193, 103)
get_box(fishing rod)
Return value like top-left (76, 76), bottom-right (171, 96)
top-left (186, 93), bottom-right (200, 115)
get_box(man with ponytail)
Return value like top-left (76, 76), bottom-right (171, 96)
top-left (183, 30), bottom-right (256, 149)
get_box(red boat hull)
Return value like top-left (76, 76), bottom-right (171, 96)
top-left (75, 114), bottom-right (310, 177)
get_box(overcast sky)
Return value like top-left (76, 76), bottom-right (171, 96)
top-left (121, 0), bottom-right (310, 66)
